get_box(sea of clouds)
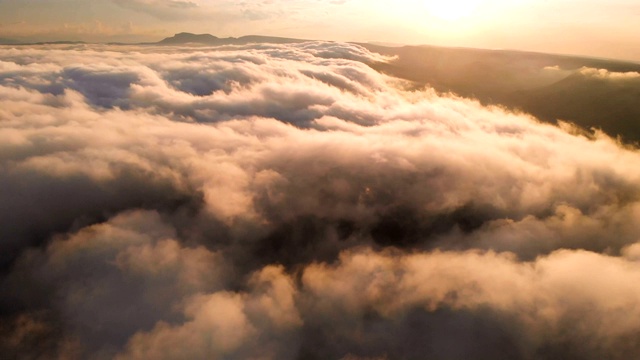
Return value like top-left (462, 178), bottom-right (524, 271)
top-left (2, 42), bottom-right (640, 359)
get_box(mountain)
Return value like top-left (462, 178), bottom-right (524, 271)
top-left (0, 38), bottom-right (19, 45)
top-left (511, 71), bottom-right (640, 142)
top-left (155, 32), bottom-right (306, 46)
top-left (360, 43), bottom-right (640, 143)
top-left (0, 38), bottom-right (85, 45)
top-left (157, 32), bottom-right (219, 45)
top-left (33, 40), bottom-right (86, 45)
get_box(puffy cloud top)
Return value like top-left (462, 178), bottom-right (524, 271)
top-left (2, 42), bottom-right (640, 359)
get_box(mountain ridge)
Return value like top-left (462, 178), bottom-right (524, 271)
top-left (0, 37), bottom-right (19, 45)
top-left (154, 32), bottom-right (307, 46)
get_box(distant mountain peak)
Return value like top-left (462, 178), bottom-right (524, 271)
top-left (155, 32), bottom-right (307, 46)
top-left (0, 37), bottom-right (20, 45)
top-left (158, 33), bottom-right (220, 44)
top-left (175, 32), bottom-right (217, 39)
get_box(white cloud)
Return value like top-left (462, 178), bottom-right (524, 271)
top-left (579, 66), bottom-right (640, 80)
top-left (2, 41), bottom-right (640, 359)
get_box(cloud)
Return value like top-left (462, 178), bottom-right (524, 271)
top-left (297, 247), bottom-right (640, 359)
top-left (544, 64), bottom-right (640, 81)
top-left (579, 66), bottom-right (640, 80)
top-left (118, 265), bottom-right (301, 360)
top-left (2, 211), bottom-right (228, 355)
top-left (2, 41), bottom-right (640, 358)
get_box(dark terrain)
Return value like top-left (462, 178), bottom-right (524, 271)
top-left (360, 44), bottom-right (640, 143)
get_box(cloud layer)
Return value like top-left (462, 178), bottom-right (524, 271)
top-left (2, 42), bottom-right (640, 359)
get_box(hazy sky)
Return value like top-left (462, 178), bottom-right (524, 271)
top-left (0, 0), bottom-right (639, 60)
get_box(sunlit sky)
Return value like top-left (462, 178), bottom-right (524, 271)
top-left (0, 0), bottom-right (639, 60)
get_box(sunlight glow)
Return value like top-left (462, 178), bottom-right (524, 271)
top-left (424, 0), bottom-right (484, 21)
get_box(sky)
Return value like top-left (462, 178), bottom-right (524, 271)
top-left (0, 0), bottom-right (639, 60)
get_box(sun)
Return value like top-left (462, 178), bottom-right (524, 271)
top-left (424, 0), bottom-right (484, 21)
